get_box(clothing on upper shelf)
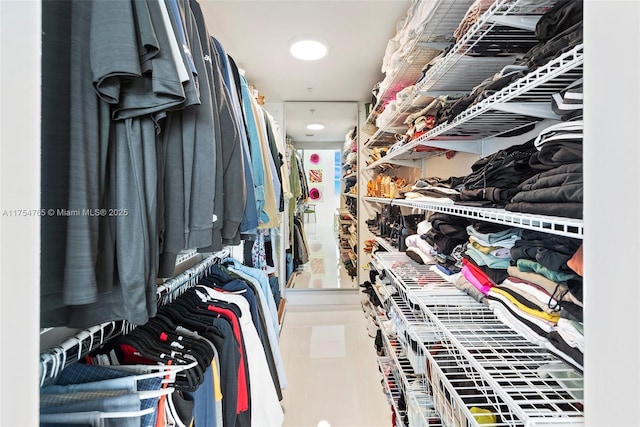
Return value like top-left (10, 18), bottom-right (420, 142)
top-left (398, 176), bottom-right (465, 202)
top-left (437, 65), bottom-right (530, 125)
top-left (520, 0), bottom-right (583, 70)
top-left (551, 78), bottom-right (583, 121)
top-left (466, 26), bottom-right (541, 57)
top-left (500, 120), bottom-right (584, 218)
top-left (506, 162), bottom-right (583, 219)
top-left (452, 0), bottom-right (495, 41)
top-left (458, 140), bottom-right (539, 208)
top-left (529, 120), bottom-right (583, 170)
top-left (379, 0), bottom-right (442, 89)
top-left (510, 229), bottom-right (582, 273)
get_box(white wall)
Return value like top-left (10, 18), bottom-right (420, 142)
top-left (0, 1), bottom-right (41, 425)
top-left (424, 151), bottom-right (480, 178)
top-left (584, 1), bottom-right (640, 424)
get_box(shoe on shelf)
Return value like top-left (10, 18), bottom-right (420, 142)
top-left (366, 318), bottom-right (379, 338)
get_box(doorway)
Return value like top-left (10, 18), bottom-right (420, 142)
top-left (292, 149), bottom-right (356, 289)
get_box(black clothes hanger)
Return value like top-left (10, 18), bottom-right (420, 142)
top-left (178, 288), bottom-right (244, 320)
top-left (92, 318), bottom-right (210, 392)
top-left (158, 302), bottom-right (244, 427)
top-left (141, 318), bottom-right (216, 372)
top-left (163, 288), bottom-right (254, 427)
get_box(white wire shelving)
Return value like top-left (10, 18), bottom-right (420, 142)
top-left (364, 149), bottom-right (444, 172)
top-left (366, 0), bottom-right (477, 125)
top-left (364, 0), bottom-right (583, 167)
top-left (374, 252), bottom-right (585, 427)
top-left (371, 276), bottom-right (444, 427)
top-left (374, 236), bottom-right (399, 254)
top-left (366, 0), bottom-right (561, 148)
top-left (412, 0), bottom-right (559, 97)
top-left (378, 357), bottom-right (410, 427)
top-left (415, 43), bottom-right (584, 153)
top-left (368, 41), bottom-right (583, 165)
top-left (362, 1), bottom-right (585, 424)
top-left (364, 196), bottom-right (583, 239)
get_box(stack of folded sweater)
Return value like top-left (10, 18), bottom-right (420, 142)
top-left (519, 0), bottom-right (583, 71)
top-left (491, 230), bottom-right (583, 367)
top-left (401, 176), bottom-right (464, 203)
top-left (506, 120), bottom-right (583, 218)
top-left (420, 213), bottom-right (471, 275)
top-left (459, 140), bottom-right (539, 207)
top-left (455, 222), bottom-right (522, 303)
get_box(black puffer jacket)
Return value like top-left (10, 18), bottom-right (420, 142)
top-left (459, 140), bottom-right (538, 207)
top-left (505, 163), bottom-right (583, 219)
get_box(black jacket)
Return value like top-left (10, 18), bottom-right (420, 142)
top-left (506, 163), bottom-right (583, 219)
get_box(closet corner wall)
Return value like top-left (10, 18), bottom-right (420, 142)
top-left (0, 1), bottom-right (42, 426)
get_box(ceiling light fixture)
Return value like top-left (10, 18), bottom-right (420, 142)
top-left (289, 36), bottom-right (328, 61)
top-left (306, 123), bottom-right (325, 131)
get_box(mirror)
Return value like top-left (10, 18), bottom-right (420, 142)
top-left (284, 101), bottom-right (359, 292)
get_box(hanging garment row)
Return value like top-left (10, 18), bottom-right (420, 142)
top-left (40, 0), bottom-right (292, 329)
top-left (40, 254), bottom-right (286, 427)
top-left (40, 253), bottom-right (227, 390)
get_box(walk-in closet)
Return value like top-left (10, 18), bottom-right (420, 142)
top-left (0, 1), bottom-right (638, 426)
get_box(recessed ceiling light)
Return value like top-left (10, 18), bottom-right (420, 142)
top-left (289, 36), bottom-right (328, 61)
top-left (306, 123), bottom-right (325, 130)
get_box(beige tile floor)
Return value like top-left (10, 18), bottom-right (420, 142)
top-left (278, 192), bottom-right (388, 426)
top-left (279, 304), bottom-right (391, 427)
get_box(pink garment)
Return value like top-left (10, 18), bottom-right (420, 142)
top-left (461, 265), bottom-right (493, 295)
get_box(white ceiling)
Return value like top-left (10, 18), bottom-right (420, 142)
top-left (199, 0), bottom-right (412, 144)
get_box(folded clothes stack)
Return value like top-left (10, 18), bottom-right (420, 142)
top-left (506, 121), bottom-right (583, 218)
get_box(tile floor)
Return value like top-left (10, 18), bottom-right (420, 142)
top-left (279, 304), bottom-right (392, 427)
top-left (278, 196), bottom-right (389, 426)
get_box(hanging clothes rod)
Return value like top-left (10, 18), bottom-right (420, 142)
top-left (40, 247), bottom-right (232, 387)
top-left (39, 320), bottom-right (125, 387)
top-left (156, 247), bottom-right (230, 306)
